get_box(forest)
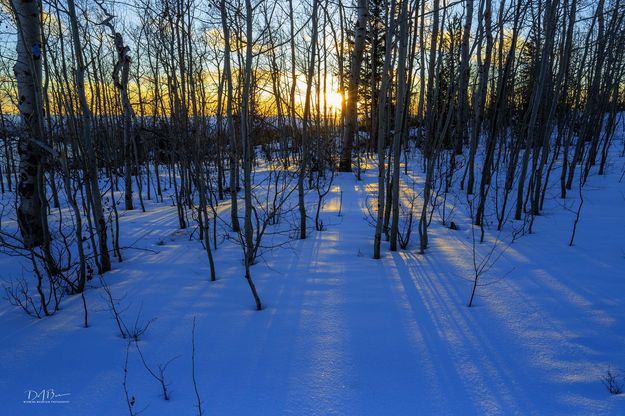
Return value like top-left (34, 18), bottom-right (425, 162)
top-left (0, 0), bottom-right (624, 414)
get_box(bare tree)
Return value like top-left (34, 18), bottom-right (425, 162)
top-left (339, 0), bottom-right (368, 172)
top-left (11, 0), bottom-right (48, 248)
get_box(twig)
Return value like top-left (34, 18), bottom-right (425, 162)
top-left (191, 317), bottom-right (203, 416)
top-left (135, 341), bottom-right (179, 400)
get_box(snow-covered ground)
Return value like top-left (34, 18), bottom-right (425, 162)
top-left (1, 153), bottom-right (624, 415)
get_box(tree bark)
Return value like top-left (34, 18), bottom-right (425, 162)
top-left (338, 0), bottom-right (368, 172)
top-left (67, 0), bottom-right (111, 272)
top-left (373, 0), bottom-right (396, 259)
top-left (220, 0), bottom-right (241, 232)
top-left (12, 0), bottom-right (47, 248)
top-left (241, 0), bottom-right (262, 310)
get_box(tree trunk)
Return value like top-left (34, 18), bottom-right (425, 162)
top-left (220, 0), bottom-right (241, 233)
top-left (67, 0), bottom-right (111, 272)
top-left (241, 0), bottom-right (262, 310)
top-left (338, 0), bottom-right (368, 172)
top-left (298, 0), bottom-right (320, 240)
top-left (373, 0), bottom-right (396, 259)
top-left (389, 0), bottom-right (409, 251)
top-left (12, 0), bottom-right (48, 248)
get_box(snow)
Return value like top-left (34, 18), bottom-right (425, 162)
top-left (1, 153), bottom-right (625, 415)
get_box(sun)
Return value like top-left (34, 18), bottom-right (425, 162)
top-left (325, 91), bottom-right (343, 109)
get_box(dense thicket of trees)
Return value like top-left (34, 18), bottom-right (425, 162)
top-left (0, 0), bottom-right (624, 313)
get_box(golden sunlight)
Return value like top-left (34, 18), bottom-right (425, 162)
top-left (325, 90), bottom-right (343, 110)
